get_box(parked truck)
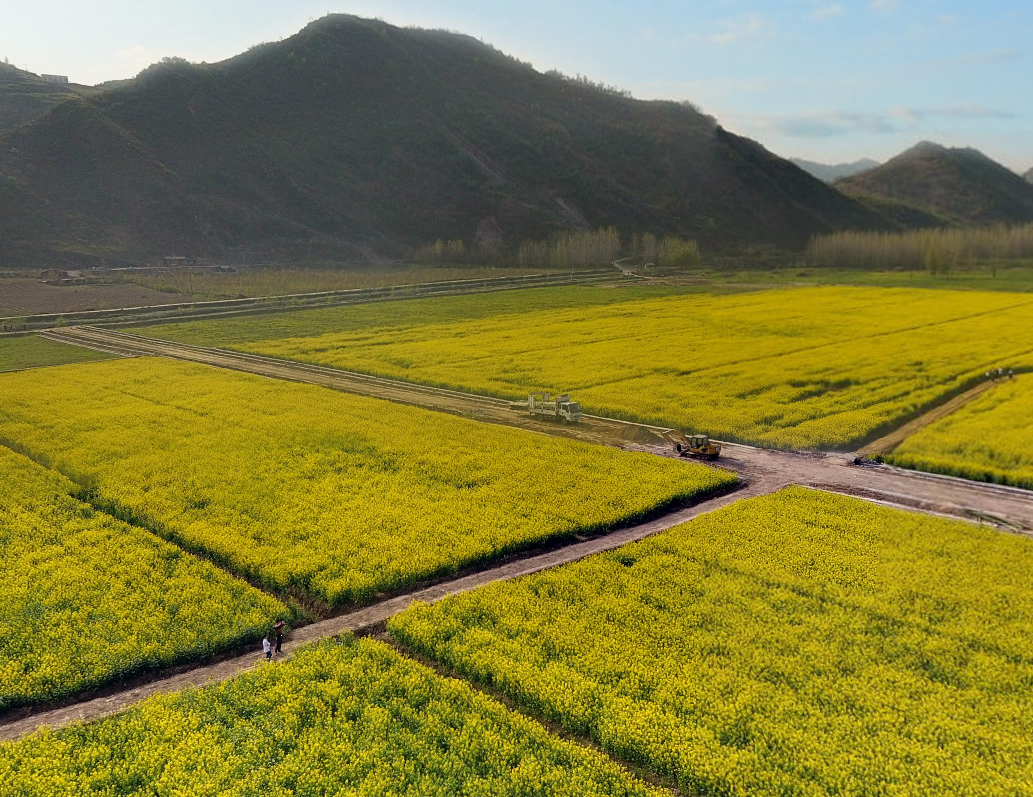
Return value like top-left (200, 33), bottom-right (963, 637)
top-left (522, 392), bottom-right (582, 423)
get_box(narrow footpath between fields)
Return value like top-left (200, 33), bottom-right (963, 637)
top-left (0, 477), bottom-right (777, 742)
top-left (856, 379), bottom-right (999, 458)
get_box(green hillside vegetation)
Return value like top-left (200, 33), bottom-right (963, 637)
top-left (836, 142), bottom-right (1033, 227)
top-left (0, 15), bottom-right (885, 267)
top-left (0, 64), bottom-right (92, 134)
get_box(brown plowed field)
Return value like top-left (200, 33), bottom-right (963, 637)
top-left (0, 279), bottom-right (184, 316)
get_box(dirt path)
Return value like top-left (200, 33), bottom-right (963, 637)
top-left (7, 325), bottom-right (1033, 740)
top-left (37, 326), bottom-right (1033, 532)
top-left (0, 479), bottom-right (775, 742)
top-left (35, 326), bottom-right (1033, 532)
top-left (856, 380), bottom-right (998, 457)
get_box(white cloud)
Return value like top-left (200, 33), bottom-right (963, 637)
top-left (869, 0), bottom-right (900, 12)
top-left (709, 14), bottom-right (769, 45)
top-left (736, 104), bottom-right (1014, 139)
top-left (889, 104), bottom-right (1015, 122)
top-left (810, 5), bottom-right (846, 20)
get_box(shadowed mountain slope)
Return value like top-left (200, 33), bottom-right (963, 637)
top-left (836, 142), bottom-right (1033, 227)
top-left (0, 15), bottom-right (887, 266)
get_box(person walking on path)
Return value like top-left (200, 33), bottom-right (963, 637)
top-left (262, 635), bottom-right (272, 661)
top-left (274, 621), bottom-right (286, 655)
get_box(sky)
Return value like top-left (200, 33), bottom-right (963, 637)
top-left (1, 1), bottom-right (1029, 172)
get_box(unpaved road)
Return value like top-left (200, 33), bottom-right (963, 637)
top-left (857, 380), bottom-right (998, 457)
top-left (5, 324), bottom-right (1031, 740)
top-left (40, 325), bottom-right (1033, 532)
top-left (0, 479), bottom-right (771, 742)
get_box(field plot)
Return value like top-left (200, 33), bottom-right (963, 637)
top-left (890, 374), bottom-right (1033, 488)
top-left (392, 487), bottom-right (1033, 797)
top-left (0, 278), bottom-right (180, 316)
top-left (0, 446), bottom-right (285, 710)
top-left (0, 358), bottom-right (731, 606)
top-left (139, 285), bottom-right (1033, 449)
top-left (0, 335), bottom-right (113, 372)
top-left (0, 637), bottom-right (659, 797)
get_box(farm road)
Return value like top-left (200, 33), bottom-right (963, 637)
top-left (7, 325), bottom-right (1032, 739)
top-left (0, 478), bottom-right (775, 742)
top-left (40, 325), bottom-right (1033, 532)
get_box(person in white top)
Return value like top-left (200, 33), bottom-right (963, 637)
top-left (262, 636), bottom-right (272, 660)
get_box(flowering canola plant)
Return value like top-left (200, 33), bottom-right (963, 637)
top-left (161, 284), bottom-right (1033, 450)
top-left (0, 358), bottom-right (732, 606)
top-left (0, 637), bottom-right (662, 797)
top-left (391, 487), bottom-right (1033, 797)
top-left (890, 374), bottom-right (1033, 488)
top-left (0, 445), bottom-right (286, 710)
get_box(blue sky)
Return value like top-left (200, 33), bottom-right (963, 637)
top-left (2, 1), bottom-right (1029, 171)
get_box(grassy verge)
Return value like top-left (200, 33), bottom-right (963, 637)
top-left (0, 335), bottom-right (113, 372)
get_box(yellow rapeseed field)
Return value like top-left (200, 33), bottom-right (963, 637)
top-left (0, 445), bottom-right (286, 710)
top-left (207, 285), bottom-right (1033, 449)
top-left (391, 487), bottom-right (1033, 797)
top-left (0, 358), bottom-right (732, 606)
top-left (890, 374), bottom-right (1033, 488)
top-left (0, 637), bottom-right (661, 797)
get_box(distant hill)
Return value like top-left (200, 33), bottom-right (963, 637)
top-left (0, 63), bottom-right (100, 134)
top-left (836, 142), bottom-right (1033, 227)
top-left (1025, 167), bottom-right (1033, 184)
top-left (791, 157), bottom-right (879, 183)
top-left (0, 16), bottom-right (887, 266)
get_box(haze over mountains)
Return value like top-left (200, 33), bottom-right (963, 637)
top-left (836, 142), bottom-right (1033, 227)
top-left (790, 158), bottom-right (880, 183)
top-left (0, 15), bottom-right (889, 266)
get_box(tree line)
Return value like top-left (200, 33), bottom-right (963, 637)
top-left (416, 228), bottom-right (701, 270)
top-left (807, 224), bottom-right (1033, 274)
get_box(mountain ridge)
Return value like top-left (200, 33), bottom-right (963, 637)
top-left (791, 157), bottom-right (879, 183)
top-left (836, 141), bottom-right (1033, 227)
top-left (0, 15), bottom-right (888, 266)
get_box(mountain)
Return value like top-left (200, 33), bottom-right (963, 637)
top-left (1025, 167), bottom-right (1033, 184)
top-left (0, 15), bottom-right (887, 266)
top-left (836, 142), bottom-right (1033, 227)
top-left (790, 157), bottom-right (879, 183)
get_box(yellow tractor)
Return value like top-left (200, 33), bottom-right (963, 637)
top-left (659, 430), bottom-right (721, 461)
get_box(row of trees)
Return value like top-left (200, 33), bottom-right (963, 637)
top-left (414, 239), bottom-right (468, 263)
top-left (807, 224), bottom-right (1033, 274)
top-left (516, 228), bottom-right (622, 269)
top-left (413, 227), bottom-right (703, 271)
top-left (627, 233), bottom-right (702, 269)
